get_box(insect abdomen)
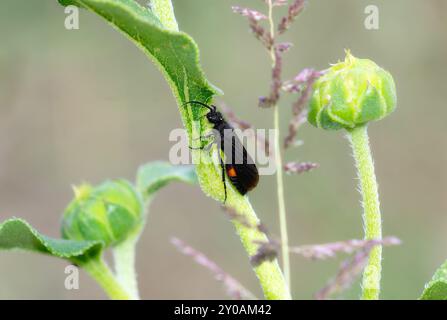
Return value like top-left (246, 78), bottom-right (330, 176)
top-left (225, 164), bottom-right (259, 195)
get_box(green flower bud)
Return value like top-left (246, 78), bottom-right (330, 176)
top-left (61, 180), bottom-right (143, 247)
top-left (308, 50), bottom-right (396, 130)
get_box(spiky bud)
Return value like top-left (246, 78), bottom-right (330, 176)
top-left (308, 51), bottom-right (396, 130)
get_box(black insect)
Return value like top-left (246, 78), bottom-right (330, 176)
top-left (183, 101), bottom-right (259, 202)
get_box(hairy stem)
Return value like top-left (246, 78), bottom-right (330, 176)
top-left (228, 198), bottom-right (291, 300)
top-left (267, 0), bottom-right (291, 291)
top-left (80, 257), bottom-right (131, 300)
top-left (112, 229), bottom-right (141, 300)
top-left (347, 124), bottom-right (382, 300)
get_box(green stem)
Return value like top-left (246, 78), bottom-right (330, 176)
top-left (112, 229), bottom-right (141, 300)
top-left (267, 0), bottom-right (291, 291)
top-left (273, 105), bottom-right (291, 290)
top-left (227, 196), bottom-right (291, 300)
top-left (347, 124), bottom-right (382, 300)
top-left (111, 196), bottom-right (152, 300)
top-left (80, 257), bottom-right (131, 300)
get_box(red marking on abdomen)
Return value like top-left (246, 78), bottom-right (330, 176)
top-left (227, 166), bottom-right (237, 177)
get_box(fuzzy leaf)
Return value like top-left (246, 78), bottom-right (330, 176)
top-left (0, 218), bottom-right (102, 260)
top-left (420, 260), bottom-right (447, 300)
top-left (57, 0), bottom-right (231, 202)
top-left (137, 161), bottom-right (198, 200)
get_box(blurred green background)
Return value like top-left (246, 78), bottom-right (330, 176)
top-left (0, 0), bottom-right (445, 299)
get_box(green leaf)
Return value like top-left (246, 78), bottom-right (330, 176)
top-left (0, 218), bottom-right (102, 260)
top-left (136, 161), bottom-right (198, 200)
top-left (420, 260), bottom-right (447, 300)
top-left (57, 0), bottom-right (230, 203)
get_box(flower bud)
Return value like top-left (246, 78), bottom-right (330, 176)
top-left (61, 180), bottom-right (143, 247)
top-left (308, 50), bottom-right (396, 130)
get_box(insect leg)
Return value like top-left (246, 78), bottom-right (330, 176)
top-left (189, 135), bottom-right (215, 152)
top-left (188, 134), bottom-right (215, 150)
top-left (191, 133), bottom-right (214, 142)
top-left (217, 150), bottom-right (227, 203)
top-left (189, 145), bottom-right (206, 150)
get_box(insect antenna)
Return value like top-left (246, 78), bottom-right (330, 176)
top-left (182, 100), bottom-right (216, 112)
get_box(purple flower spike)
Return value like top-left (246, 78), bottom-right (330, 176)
top-left (278, 0), bottom-right (306, 34)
